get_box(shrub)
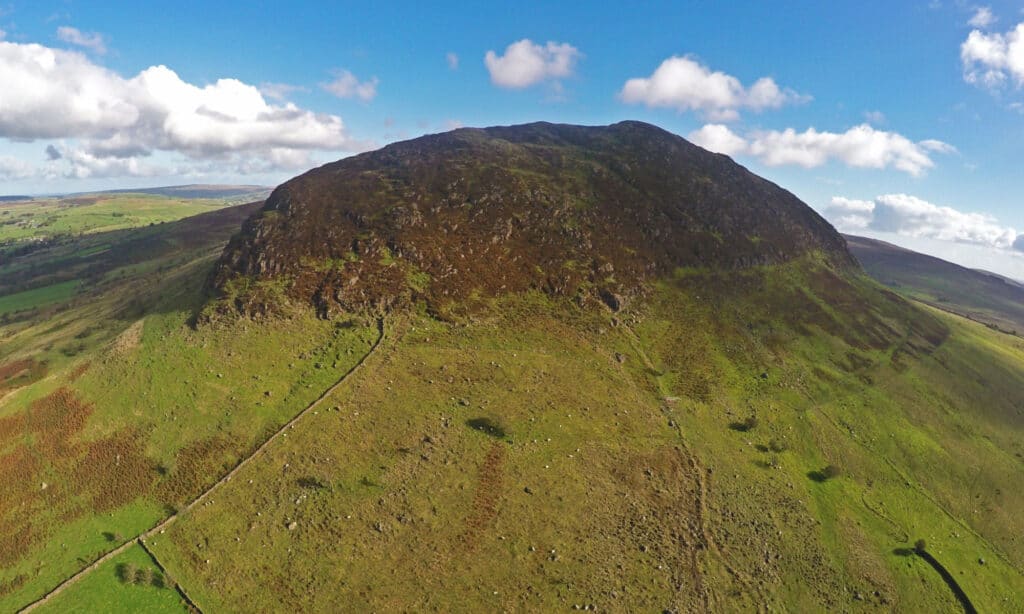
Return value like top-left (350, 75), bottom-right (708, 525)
top-left (768, 438), bottom-right (788, 453)
top-left (743, 415), bottom-right (759, 431)
top-left (822, 464), bottom-right (841, 480)
top-left (135, 567), bottom-right (153, 586)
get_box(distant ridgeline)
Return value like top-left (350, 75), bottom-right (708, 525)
top-left (209, 121), bottom-right (854, 317)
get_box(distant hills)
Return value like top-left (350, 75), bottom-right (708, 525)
top-left (0, 184), bottom-right (270, 201)
top-left (94, 184), bottom-right (270, 199)
top-left (846, 233), bottom-right (1024, 335)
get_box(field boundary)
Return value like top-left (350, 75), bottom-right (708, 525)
top-left (17, 317), bottom-right (387, 613)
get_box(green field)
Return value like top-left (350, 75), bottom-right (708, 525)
top-left (0, 281), bottom-right (79, 316)
top-left (36, 543), bottom-right (189, 614)
top-left (0, 194), bottom-right (236, 245)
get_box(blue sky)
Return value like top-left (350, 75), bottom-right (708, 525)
top-left (2, 1), bottom-right (1024, 276)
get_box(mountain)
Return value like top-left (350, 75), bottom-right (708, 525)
top-left (2, 123), bottom-right (1024, 613)
top-left (211, 121), bottom-right (852, 317)
top-left (846, 233), bottom-right (1024, 335)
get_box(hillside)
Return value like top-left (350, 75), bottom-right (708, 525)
top-left (846, 234), bottom-right (1024, 335)
top-left (1, 123), bottom-right (1023, 613)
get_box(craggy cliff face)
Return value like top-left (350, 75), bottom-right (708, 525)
top-left (210, 121), bottom-right (854, 317)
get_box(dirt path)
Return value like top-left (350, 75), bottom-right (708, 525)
top-left (619, 324), bottom-right (766, 612)
top-left (18, 318), bottom-right (387, 613)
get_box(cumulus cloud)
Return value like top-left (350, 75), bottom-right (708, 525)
top-left (59, 146), bottom-right (163, 179)
top-left (688, 123), bottom-right (954, 176)
top-left (56, 26), bottom-right (106, 54)
top-left (826, 193), bottom-right (1020, 250)
top-left (686, 124), bottom-right (748, 156)
top-left (446, 52), bottom-right (459, 70)
top-left (620, 56), bottom-right (808, 121)
top-left (968, 6), bottom-right (996, 29)
top-left (0, 41), bottom-right (365, 180)
top-left (322, 69), bottom-right (378, 102)
top-left (961, 22), bottom-right (1024, 88)
top-left (484, 39), bottom-right (581, 89)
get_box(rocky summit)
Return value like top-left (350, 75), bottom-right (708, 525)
top-left (210, 121), bottom-right (853, 317)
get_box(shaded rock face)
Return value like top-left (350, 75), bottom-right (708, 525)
top-left (210, 121), bottom-right (854, 317)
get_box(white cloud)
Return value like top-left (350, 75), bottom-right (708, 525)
top-left (258, 82), bottom-right (306, 101)
top-left (59, 146), bottom-right (162, 179)
top-left (687, 124), bottom-right (748, 156)
top-left (825, 196), bottom-right (877, 230)
top-left (826, 193), bottom-right (1020, 250)
top-left (968, 6), bottom-right (997, 28)
top-left (56, 26), bottom-right (106, 55)
top-left (688, 123), bottom-right (954, 176)
top-left (919, 139), bottom-right (957, 154)
top-left (322, 69), bottom-right (378, 102)
top-left (620, 56), bottom-right (808, 121)
top-left (446, 52), bottom-right (459, 70)
top-left (961, 22), bottom-right (1024, 87)
top-left (0, 28), bottom-right (6, 41)
top-left (484, 39), bottom-right (581, 89)
top-left (0, 41), bottom-right (366, 181)
top-left (443, 119), bottom-right (464, 130)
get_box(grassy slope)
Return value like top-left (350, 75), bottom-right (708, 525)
top-left (846, 233), bottom-right (1024, 335)
top-left (2, 197), bottom-right (1023, 611)
top-left (134, 259), bottom-right (1024, 613)
top-left (0, 203), bottom-right (381, 610)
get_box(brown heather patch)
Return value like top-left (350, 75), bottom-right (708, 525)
top-left (72, 431), bottom-right (155, 513)
top-left (27, 387), bottom-right (93, 462)
top-left (156, 436), bottom-right (234, 509)
top-left (0, 388), bottom-right (155, 567)
top-left (0, 447), bottom-right (44, 567)
top-left (0, 410), bottom-right (24, 443)
top-left (67, 361), bottom-right (91, 382)
top-left (461, 441), bottom-right (506, 550)
top-left (0, 358), bottom-right (47, 394)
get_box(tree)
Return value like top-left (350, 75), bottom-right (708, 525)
top-left (914, 538), bottom-right (927, 554)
